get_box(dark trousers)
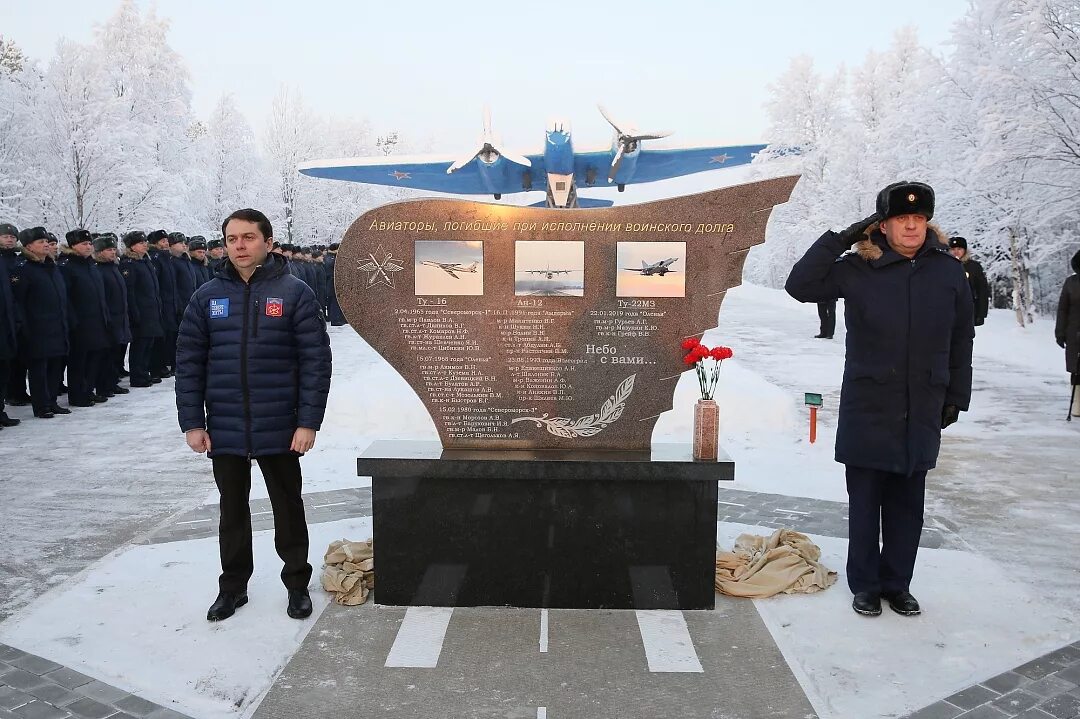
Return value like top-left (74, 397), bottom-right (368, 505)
top-left (211, 453), bottom-right (312, 594)
top-left (817, 300), bottom-right (836, 338)
top-left (96, 344), bottom-right (125, 394)
top-left (6, 356), bottom-right (27, 400)
top-left (846, 466), bottom-right (926, 595)
top-left (27, 356), bottom-right (65, 414)
top-left (129, 337), bottom-right (155, 385)
top-left (0, 358), bottom-right (8, 413)
top-left (67, 344), bottom-right (105, 404)
top-left (152, 330), bottom-right (177, 375)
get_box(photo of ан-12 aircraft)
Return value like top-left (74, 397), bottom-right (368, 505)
top-left (524, 266), bottom-right (573, 280)
top-left (420, 260), bottom-right (478, 279)
top-left (298, 106), bottom-right (766, 209)
top-left (623, 258), bottom-right (680, 276)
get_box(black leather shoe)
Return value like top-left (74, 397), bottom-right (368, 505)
top-left (852, 592), bottom-right (882, 616)
top-left (0, 413), bottom-right (19, 427)
top-left (206, 591), bottom-right (248, 622)
top-left (7, 396), bottom-right (30, 407)
top-left (111, 386), bottom-right (130, 395)
top-left (50, 406), bottom-right (72, 415)
top-left (33, 411), bottom-right (55, 419)
top-left (92, 394), bottom-right (109, 403)
top-left (287, 589), bottom-right (313, 619)
top-left (68, 400), bottom-right (95, 408)
top-left (149, 377), bottom-right (162, 384)
top-left (882, 590), bottom-right (921, 616)
top-left (130, 380), bottom-right (153, 388)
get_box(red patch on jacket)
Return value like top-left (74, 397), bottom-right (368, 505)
top-left (265, 297), bottom-right (284, 317)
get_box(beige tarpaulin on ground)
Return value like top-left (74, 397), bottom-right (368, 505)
top-left (715, 528), bottom-right (837, 598)
top-left (321, 539), bottom-right (374, 606)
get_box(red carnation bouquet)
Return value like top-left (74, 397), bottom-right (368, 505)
top-left (681, 337), bottom-right (734, 400)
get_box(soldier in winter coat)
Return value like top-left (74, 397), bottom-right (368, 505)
top-left (1055, 250), bottom-right (1080, 417)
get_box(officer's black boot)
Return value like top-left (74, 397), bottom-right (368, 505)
top-left (881, 590), bottom-right (921, 616)
top-left (287, 589), bottom-right (312, 619)
top-left (852, 592), bottom-right (882, 616)
top-left (206, 591), bottom-right (248, 622)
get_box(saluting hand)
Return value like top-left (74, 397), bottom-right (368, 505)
top-left (291, 427), bottom-right (316, 454)
top-left (839, 213), bottom-right (881, 244)
top-left (185, 429), bottom-right (212, 453)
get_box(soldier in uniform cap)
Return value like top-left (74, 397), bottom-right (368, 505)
top-left (60, 229), bottom-right (111, 407)
top-left (786, 181), bottom-right (973, 618)
top-left (187, 236), bottom-right (211, 288)
top-left (947, 237), bottom-right (989, 328)
top-left (11, 227), bottom-right (72, 418)
top-left (93, 234), bottom-right (131, 398)
top-left (207, 237), bottom-right (226, 274)
top-left (325, 243), bottom-right (345, 326)
top-left (120, 231), bottom-right (165, 387)
top-left (1, 222), bottom-right (31, 409)
top-left (169, 232), bottom-right (197, 309)
top-left (0, 223), bottom-right (18, 428)
top-left (147, 230), bottom-right (178, 379)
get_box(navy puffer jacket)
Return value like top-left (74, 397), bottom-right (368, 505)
top-left (786, 224), bottom-right (974, 476)
top-left (175, 252), bottom-right (332, 458)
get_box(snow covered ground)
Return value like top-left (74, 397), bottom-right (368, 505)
top-left (0, 282), bottom-right (1077, 718)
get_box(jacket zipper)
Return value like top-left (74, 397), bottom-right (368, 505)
top-left (241, 281), bottom-right (253, 459)
top-left (253, 298), bottom-right (261, 338)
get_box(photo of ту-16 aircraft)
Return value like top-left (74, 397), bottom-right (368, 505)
top-left (623, 258), bottom-right (680, 276)
top-left (298, 106), bottom-right (767, 209)
top-left (421, 261), bottom-right (478, 279)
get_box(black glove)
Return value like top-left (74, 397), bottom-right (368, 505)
top-left (839, 213), bottom-right (881, 244)
top-left (1058, 338), bottom-right (1067, 349)
top-left (941, 404), bottom-right (960, 429)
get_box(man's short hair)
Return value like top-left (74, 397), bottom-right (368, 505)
top-left (221, 209), bottom-right (273, 241)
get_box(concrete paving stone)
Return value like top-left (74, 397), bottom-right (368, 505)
top-left (0, 672), bottom-right (48, 692)
top-left (905, 701), bottom-right (965, 719)
top-left (1045, 647), bottom-right (1080, 666)
top-left (62, 698), bottom-right (114, 719)
top-left (109, 713), bottom-right (139, 719)
top-left (1018, 658), bottom-right (1071, 681)
top-left (114, 694), bottom-right (162, 717)
top-left (1014, 709), bottom-right (1055, 719)
top-left (988, 673), bottom-right (1036, 694)
top-left (1056, 664), bottom-right (1080, 687)
top-left (0, 664), bottom-right (12, 678)
top-left (0, 649), bottom-right (25, 663)
top-left (0, 708), bottom-right (20, 719)
top-left (74, 681), bottom-right (128, 705)
top-left (957, 705), bottom-right (1010, 718)
top-left (39, 670), bottom-right (92, 691)
top-left (143, 708), bottom-right (195, 719)
top-left (948, 685), bottom-right (1002, 710)
top-left (11, 701), bottom-right (71, 719)
top-left (8, 656), bottom-right (61, 676)
top-left (990, 690), bottom-right (1042, 717)
top-left (0, 687), bottom-right (35, 711)
top-left (1039, 692), bottom-right (1080, 718)
top-left (26, 683), bottom-right (80, 708)
top-left (1026, 676), bottom-right (1076, 698)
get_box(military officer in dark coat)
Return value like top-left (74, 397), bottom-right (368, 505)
top-left (60, 229), bottom-right (112, 407)
top-left (120, 231), bottom-right (165, 388)
top-left (169, 232), bottom-right (197, 306)
top-left (187, 237), bottom-right (211, 288)
top-left (0, 223), bottom-right (19, 428)
top-left (147, 230), bottom-right (178, 379)
top-left (93, 234), bottom-right (132, 398)
top-left (1056, 250), bottom-right (1080, 417)
top-left (11, 227), bottom-right (72, 418)
top-left (786, 181), bottom-right (974, 618)
top-left (948, 237), bottom-right (990, 328)
top-left (325, 243), bottom-right (345, 326)
top-left (2, 223), bottom-right (32, 407)
top-left (207, 237), bottom-right (226, 272)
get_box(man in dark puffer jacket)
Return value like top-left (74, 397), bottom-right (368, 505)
top-left (176, 208), bottom-right (332, 623)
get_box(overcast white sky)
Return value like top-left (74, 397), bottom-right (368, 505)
top-left (4, 1), bottom-right (968, 155)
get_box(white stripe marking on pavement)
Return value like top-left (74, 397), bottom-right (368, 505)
top-left (312, 501), bottom-right (348, 508)
top-left (537, 708), bottom-right (547, 719)
top-left (384, 607), bottom-right (454, 668)
top-left (539, 609), bottom-right (549, 653)
top-left (176, 519), bottom-right (212, 525)
top-left (634, 610), bottom-right (704, 673)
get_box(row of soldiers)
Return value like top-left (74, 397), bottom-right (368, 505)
top-left (0, 222), bottom-right (344, 425)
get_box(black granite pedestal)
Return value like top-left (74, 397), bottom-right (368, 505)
top-left (359, 440), bottom-right (733, 610)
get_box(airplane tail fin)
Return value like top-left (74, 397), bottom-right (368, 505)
top-left (464, 262), bottom-right (477, 272)
top-left (641, 260), bottom-right (647, 270)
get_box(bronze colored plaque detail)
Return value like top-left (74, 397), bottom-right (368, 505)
top-left (337, 176), bottom-right (798, 450)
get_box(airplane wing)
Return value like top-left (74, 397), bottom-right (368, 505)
top-left (573, 144), bottom-right (766, 187)
top-left (298, 152), bottom-right (546, 195)
top-left (445, 269), bottom-right (459, 279)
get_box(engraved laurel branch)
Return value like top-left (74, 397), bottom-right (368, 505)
top-left (510, 374), bottom-right (637, 439)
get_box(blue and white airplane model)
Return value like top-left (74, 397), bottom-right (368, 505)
top-left (298, 106), bottom-right (766, 209)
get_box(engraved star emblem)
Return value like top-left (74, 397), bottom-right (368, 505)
top-left (709, 154), bottom-right (731, 164)
top-left (389, 170), bottom-right (411, 181)
top-left (356, 245), bottom-right (405, 289)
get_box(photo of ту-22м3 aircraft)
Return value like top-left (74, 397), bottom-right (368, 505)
top-left (623, 258), bottom-right (679, 276)
top-left (298, 106), bottom-right (766, 208)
